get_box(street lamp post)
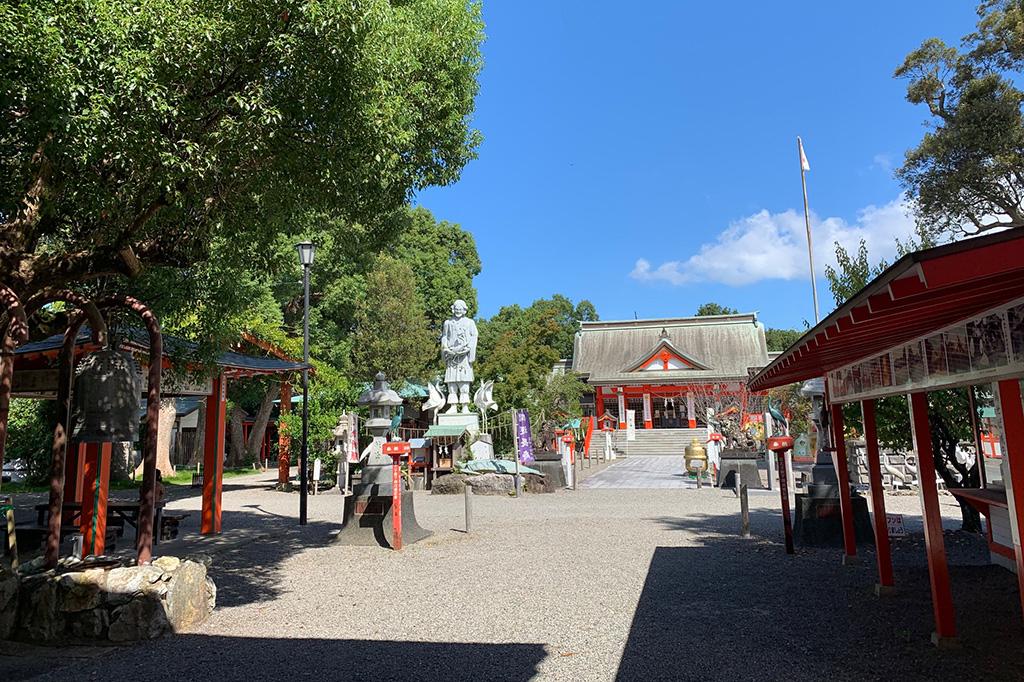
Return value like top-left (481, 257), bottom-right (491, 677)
top-left (296, 241), bottom-right (315, 525)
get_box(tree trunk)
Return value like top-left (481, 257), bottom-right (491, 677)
top-left (245, 381), bottom-right (279, 465)
top-left (135, 398), bottom-right (177, 478)
top-left (228, 405), bottom-right (246, 468)
top-left (929, 410), bottom-right (983, 533)
top-left (188, 402), bottom-right (206, 467)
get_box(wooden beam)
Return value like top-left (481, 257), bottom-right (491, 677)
top-left (862, 399), bottom-right (895, 592)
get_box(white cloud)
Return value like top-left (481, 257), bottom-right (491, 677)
top-left (871, 153), bottom-right (894, 173)
top-left (630, 197), bottom-right (916, 287)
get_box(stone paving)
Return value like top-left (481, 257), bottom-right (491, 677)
top-left (2, 462), bottom-right (1022, 681)
top-left (582, 455), bottom-right (730, 489)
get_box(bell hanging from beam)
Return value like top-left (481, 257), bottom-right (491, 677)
top-left (72, 348), bottom-right (143, 443)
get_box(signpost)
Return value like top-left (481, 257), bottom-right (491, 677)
top-left (382, 442), bottom-right (410, 551)
top-left (767, 436), bottom-right (796, 554)
top-left (886, 513), bottom-right (908, 538)
top-left (513, 409), bottom-right (534, 497)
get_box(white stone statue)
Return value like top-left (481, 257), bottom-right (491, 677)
top-left (441, 299), bottom-right (478, 413)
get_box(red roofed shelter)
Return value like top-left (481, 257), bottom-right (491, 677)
top-left (749, 229), bottom-right (1024, 647)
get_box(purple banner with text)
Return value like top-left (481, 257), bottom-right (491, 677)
top-left (514, 409), bottom-right (535, 464)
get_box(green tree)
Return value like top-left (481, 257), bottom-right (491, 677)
top-left (764, 328), bottom-right (802, 353)
top-left (695, 302), bottom-right (739, 316)
top-left (476, 296), bottom-right (597, 412)
top-left (826, 240), bottom-right (982, 531)
top-left (350, 255), bottom-right (435, 383)
top-left (391, 206), bottom-right (482, 329)
top-left (895, 1), bottom-right (1024, 238)
top-left (0, 0), bottom-right (484, 298)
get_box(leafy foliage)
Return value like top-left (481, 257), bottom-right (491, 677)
top-left (476, 296), bottom-right (597, 413)
top-left (0, 0), bottom-right (484, 297)
top-left (895, 1), bottom-right (1024, 237)
top-left (695, 302), bottom-right (739, 316)
top-left (350, 255), bottom-right (436, 383)
top-left (764, 328), bottom-right (802, 353)
top-left (5, 398), bottom-right (56, 485)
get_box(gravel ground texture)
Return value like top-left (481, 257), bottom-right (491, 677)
top-left (2, 457), bottom-right (1023, 681)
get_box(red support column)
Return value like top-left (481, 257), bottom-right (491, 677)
top-left (862, 399), bottom-right (895, 594)
top-left (201, 373), bottom-right (227, 534)
top-left (829, 404), bottom-right (858, 561)
top-left (63, 442), bottom-right (87, 504)
top-left (908, 391), bottom-right (958, 645)
top-left (643, 388), bottom-right (653, 429)
top-left (687, 390), bottom-right (697, 429)
top-left (278, 381), bottom-right (292, 486)
top-left (995, 379), bottom-right (1024, 623)
top-left (80, 442), bottom-right (111, 557)
top-left (594, 386), bottom-right (603, 423)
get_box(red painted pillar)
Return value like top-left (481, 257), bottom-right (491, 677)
top-left (829, 403), bottom-right (858, 561)
top-left (908, 391), bottom-right (958, 645)
top-left (63, 442), bottom-right (87, 504)
top-left (994, 378), bottom-right (1024, 623)
top-left (278, 381), bottom-right (291, 486)
top-left (80, 442), bottom-right (111, 557)
top-left (862, 399), bottom-right (895, 593)
top-left (687, 390), bottom-right (697, 429)
top-left (594, 386), bottom-right (603, 422)
top-left (201, 373), bottom-right (227, 534)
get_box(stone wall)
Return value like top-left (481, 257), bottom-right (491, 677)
top-left (0, 556), bottom-right (215, 644)
top-left (845, 440), bottom-right (918, 489)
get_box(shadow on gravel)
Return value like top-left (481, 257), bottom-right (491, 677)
top-left (38, 635), bottom-right (547, 681)
top-left (616, 524), bottom-right (1024, 681)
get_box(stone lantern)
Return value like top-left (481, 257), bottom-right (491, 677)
top-left (336, 371), bottom-right (431, 548)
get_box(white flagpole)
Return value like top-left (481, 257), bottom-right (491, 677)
top-left (798, 136), bottom-right (820, 323)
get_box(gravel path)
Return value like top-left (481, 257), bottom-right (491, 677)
top-left (4, 461), bottom-right (1023, 681)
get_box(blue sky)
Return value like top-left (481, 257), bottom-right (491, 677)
top-left (415, 2), bottom-right (979, 330)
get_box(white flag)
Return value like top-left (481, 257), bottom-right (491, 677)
top-left (798, 136), bottom-right (810, 172)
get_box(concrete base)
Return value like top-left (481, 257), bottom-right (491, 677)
top-left (874, 583), bottom-right (898, 597)
top-left (523, 459), bottom-right (566, 491)
top-left (437, 412), bottom-right (480, 432)
top-left (931, 632), bottom-right (961, 649)
top-left (793, 493), bottom-right (874, 547)
top-left (334, 484), bottom-right (432, 548)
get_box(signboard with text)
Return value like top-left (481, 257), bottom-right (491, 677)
top-left (514, 409), bottom-right (535, 464)
top-left (626, 410), bottom-right (636, 441)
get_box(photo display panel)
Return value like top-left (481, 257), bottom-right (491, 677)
top-left (827, 298), bottom-right (1024, 403)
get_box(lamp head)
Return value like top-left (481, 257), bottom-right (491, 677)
top-left (296, 241), bottom-right (315, 267)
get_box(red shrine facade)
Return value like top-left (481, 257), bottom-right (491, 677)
top-left (570, 314), bottom-right (772, 431)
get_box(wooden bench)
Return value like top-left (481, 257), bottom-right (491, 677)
top-left (160, 512), bottom-right (190, 540)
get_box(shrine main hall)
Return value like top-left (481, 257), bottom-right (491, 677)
top-left (569, 313), bottom-right (772, 454)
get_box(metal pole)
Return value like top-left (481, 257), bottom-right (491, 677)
top-left (464, 480), bottom-right (472, 533)
top-left (299, 264), bottom-right (310, 525)
top-left (798, 136), bottom-right (820, 323)
top-left (740, 482), bottom-right (750, 538)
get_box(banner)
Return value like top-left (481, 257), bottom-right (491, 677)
top-left (347, 413), bottom-right (361, 463)
top-left (642, 393), bottom-right (652, 425)
top-left (626, 410), bottom-right (636, 441)
top-left (617, 392), bottom-right (626, 425)
top-left (514, 409), bottom-right (535, 464)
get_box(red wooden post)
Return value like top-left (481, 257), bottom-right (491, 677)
top-left (994, 378), bottom-right (1024, 622)
top-left (278, 381), bottom-right (291, 486)
top-left (201, 373), bottom-right (227, 534)
top-left (767, 436), bottom-right (795, 554)
top-left (80, 442), bottom-right (111, 557)
top-left (382, 442), bottom-right (410, 551)
top-left (63, 442), bottom-right (87, 504)
top-left (862, 399), bottom-right (895, 593)
top-left (829, 404), bottom-right (858, 562)
top-left (908, 391), bottom-right (958, 645)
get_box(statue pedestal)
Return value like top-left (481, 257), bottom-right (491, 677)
top-left (437, 411), bottom-right (480, 432)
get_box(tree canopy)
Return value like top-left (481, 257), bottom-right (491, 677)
top-left (695, 302), bottom-right (739, 316)
top-left (896, 0), bottom-right (1024, 238)
top-left (0, 0), bottom-right (484, 297)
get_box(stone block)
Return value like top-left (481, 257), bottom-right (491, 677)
top-left (0, 570), bottom-right (18, 640)
top-left (466, 472), bottom-right (513, 496)
top-left (17, 576), bottom-right (64, 642)
top-left (163, 560), bottom-right (209, 632)
top-left (108, 596), bottom-right (170, 642)
top-left (430, 473), bottom-right (468, 494)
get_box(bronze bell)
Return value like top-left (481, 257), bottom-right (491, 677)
top-left (71, 349), bottom-right (143, 443)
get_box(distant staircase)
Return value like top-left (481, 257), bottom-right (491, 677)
top-left (601, 427), bottom-right (708, 457)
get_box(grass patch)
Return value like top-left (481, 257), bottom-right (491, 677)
top-left (2, 467), bottom-right (263, 494)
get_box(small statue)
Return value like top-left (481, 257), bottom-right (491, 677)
top-left (440, 299), bottom-right (478, 414)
